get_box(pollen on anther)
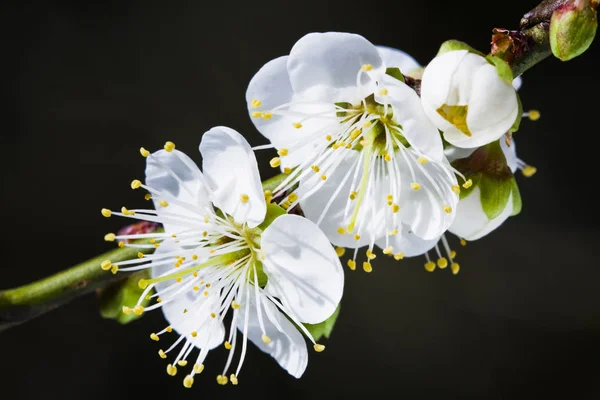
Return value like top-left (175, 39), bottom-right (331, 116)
top-left (424, 261), bottom-right (436, 272)
top-left (337, 227), bottom-right (346, 235)
top-left (451, 263), bottom-right (460, 275)
top-left (122, 306), bottom-right (131, 315)
top-left (133, 305), bottom-right (145, 316)
top-left (137, 251), bottom-right (144, 258)
top-left (164, 141), bottom-right (176, 152)
top-left (443, 205), bottom-right (453, 214)
top-left (394, 252), bottom-right (405, 260)
top-left (191, 331), bottom-right (198, 337)
top-left (292, 122), bottom-right (303, 129)
top-left (144, 193), bottom-right (152, 201)
top-left (321, 175), bottom-right (327, 181)
top-left (361, 64), bottom-right (373, 72)
top-left (383, 246), bottom-right (393, 255)
top-left (354, 234), bottom-right (361, 241)
top-left (270, 157), bottom-right (281, 168)
top-left (251, 111), bottom-right (262, 118)
top-left (437, 257), bottom-right (448, 269)
top-left (392, 203), bottom-right (400, 213)
top-left (101, 208), bottom-right (112, 218)
top-left (101, 260), bottom-right (112, 270)
top-left (261, 334), bottom-right (271, 344)
top-left (363, 261), bottom-right (373, 273)
top-left (460, 239), bottom-right (467, 246)
top-left (379, 88), bottom-right (389, 96)
top-left (158, 349), bottom-right (167, 359)
top-left (452, 185), bottom-right (461, 194)
top-left (224, 341), bottom-right (232, 350)
top-left (140, 147), bottom-right (150, 157)
top-left (183, 375), bottom-right (194, 389)
top-left (240, 193), bottom-right (250, 204)
top-left (411, 182), bottom-right (421, 191)
top-left (366, 249), bottom-right (376, 260)
top-left (230, 374), bottom-right (239, 385)
top-left (231, 301), bottom-right (241, 309)
top-left (194, 364), bottom-right (204, 374)
top-left (130, 179), bottom-right (142, 190)
top-left (347, 259), bottom-right (356, 270)
top-left (335, 247), bottom-right (345, 257)
top-left (384, 154), bottom-right (392, 162)
top-left (150, 333), bottom-right (160, 341)
top-left (462, 179), bottom-right (473, 189)
top-left (417, 157), bottom-right (428, 164)
top-left (217, 375), bottom-right (229, 385)
top-left (262, 112), bottom-right (273, 120)
top-left (314, 344), bottom-right (326, 352)
top-left (177, 360), bottom-right (188, 367)
top-left (251, 99), bottom-right (262, 108)
top-left (522, 165), bottom-right (537, 177)
top-left (111, 265), bottom-right (119, 274)
top-left (349, 191), bottom-right (357, 200)
top-left (167, 364), bottom-right (178, 376)
top-left (277, 148), bottom-right (289, 157)
top-left (527, 110), bottom-right (541, 121)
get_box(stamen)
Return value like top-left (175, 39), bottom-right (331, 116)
top-left (101, 208), bottom-right (112, 217)
top-left (270, 157), bottom-right (281, 168)
top-left (347, 259), bottom-right (356, 270)
top-left (164, 141), bottom-right (176, 152)
top-left (250, 99), bottom-right (262, 108)
top-left (140, 147), bottom-right (150, 157)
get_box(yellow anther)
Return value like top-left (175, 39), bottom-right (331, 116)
top-left (230, 374), bottom-right (239, 385)
top-left (452, 185), bottom-right (461, 194)
top-left (522, 165), bottom-right (537, 177)
top-left (122, 306), bottom-right (131, 315)
top-left (314, 344), bottom-right (326, 352)
top-left (121, 206), bottom-right (134, 215)
top-left (394, 252), bottom-right (405, 260)
top-left (117, 241), bottom-right (125, 249)
top-left (335, 246), bottom-right (346, 257)
top-left (277, 148), bottom-right (289, 157)
top-left (332, 143), bottom-right (340, 150)
top-left (361, 64), bottom-right (373, 71)
top-left (140, 147), bottom-right (150, 157)
top-left (231, 301), bottom-right (241, 309)
top-left (150, 333), bottom-right (160, 341)
top-left (321, 175), bottom-right (327, 181)
top-left (166, 326), bottom-right (173, 333)
top-left (388, 229), bottom-right (398, 236)
top-left (130, 179), bottom-right (142, 189)
top-left (159, 200), bottom-right (169, 207)
top-left (379, 88), bottom-right (389, 96)
top-left (417, 157), bottom-right (428, 164)
top-left (138, 279), bottom-right (149, 289)
top-left (203, 291), bottom-right (209, 296)
top-left (411, 182), bottom-right (421, 191)
top-left (448, 251), bottom-right (456, 260)
top-left (354, 234), bottom-right (361, 241)
top-left (251, 111), bottom-right (263, 118)
top-left (183, 309), bottom-right (188, 314)
top-left (261, 334), bottom-right (271, 344)
top-left (326, 135), bottom-right (332, 141)
top-left (176, 277), bottom-right (182, 283)
top-left (362, 120), bottom-right (372, 128)
top-left (363, 261), bottom-right (373, 273)
top-left (158, 349), bottom-right (167, 359)
top-left (424, 261), bottom-right (436, 272)
top-left (144, 193), bottom-right (152, 201)
top-left (164, 141), bottom-right (176, 152)
top-left (262, 111), bottom-right (273, 120)
top-left (292, 122), bottom-right (303, 129)
top-left (460, 239), bottom-right (467, 246)
top-left (250, 99), bottom-right (262, 108)
top-left (270, 157), bottom-right (281, 168)
top-left (193, 286), bottom-right (199, 291)
top-left (156, 298), bottom-right (162, 303)
top-left (283, 167), bottom-right (291, 174)
top-left (101, 208), bottom-right (112, 217)
top-left (337, 227), bottom-right (346, 235)
top-left (153, 243), bottom-right (160, 249)
top-left (132, 305), bottom-right (145, 316)
top-left (194, 364), bottom-right (204, 374)
top-left (437, 257), bottom-right (448, 269)
top-left (349, 191), bottom-right (357, 200)
top-left (311, 165), bottom-right (320, 173)
top-left (167, 364), bottom-right (177, 376)
top-left (391, 203), bottom-right (400, 213)
top-left (111, 265), bottom-right (119, 274)
top-left (216, 375), bottom-right (229, 385)
top-left (527, 110), bottom-right (541, 121)
top-left (443, 205), bottom-right (453, 214)
top-left (210, 312), bottom-right (216, 319)
top-left (177, 360), bottom-right (188, 367)
top-left (383, 246), bottom-right (393, 255)
top-left (136, 251), bottom-right (144, 258)
top-left (240, 193), bottom-right (249, 204)
top-left (451, 263), bottom-right (460, 275)
top-left (191, 331), bottom-right (198, 337)
top-left (384, 154), bottom-right (392, 162)
top-left (366, 249), bottom-right (376, 260)
top-left (462, 179), bottom-right (473, 189)
top-left (347, 259), bottom-right (356, 270)
top-left (100, 260), bottom-right (112, 270)
top-left (288, 193), bottom-right (298, 203)
top-left (224, 341), bottom-right (232, 350)
top-left (183, 375), bottom-right (194, 389)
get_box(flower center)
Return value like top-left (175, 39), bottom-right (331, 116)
top-left (436, 104), bottom-right (471, 136)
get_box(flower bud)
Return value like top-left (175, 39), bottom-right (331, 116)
top-left (550, 0), bottom-right (598, 61)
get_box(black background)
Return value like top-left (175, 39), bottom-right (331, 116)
top-left (2, 1), bottom-right (600, 399)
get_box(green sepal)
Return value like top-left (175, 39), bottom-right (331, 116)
top-left (256, 203), bottom-right (287, 233)
top-left (510, 93), bottom-right (523, 133)
top-left (485, 55), bottom-right (514, 84)
top-left (510, 178), bottom-right (522, 216)
top-left (478, 173), bottom-right (513, 220)
top-left (98, 270), bottom-right (153, 324)
top-left (437, 40), bottom-right (485, 56)
top-left (385, 67), bottom-right (405, 83)
top-left (304, 304), bottom-right (340, 341)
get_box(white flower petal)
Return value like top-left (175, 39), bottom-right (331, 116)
top-left (287, 32), bottom-right (383, 103)
top-left (462, 63), bottom-right (519, 148)
top-left (376, 224), bottom-right (439, 257)
top-left (199, 126), bottom-right (266, 228)
top-left (261, 214), bottom-right (344, 324)
top-left (444, 145), bottom-right (476, 163)
top-left (376, 75), bottom-right (444, 162)
top-left (512, 76), bottom-right (522, 91)
top-left (396, 152), bottom-right (458, 240)
top-left (421, 50), bottom-right (470, 131)
top-left (449, 187), bottom-right (513, 240)
top-left (298, 150), bottom-right (386, 248)
top-left (238, 294), bottom-right (308, 378)
top-left (145, 149), bottom-right (211, 234)
top-left (376, 45), bottom-right (421, 74)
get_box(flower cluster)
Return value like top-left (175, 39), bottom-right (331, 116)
top-left (101, 32), bottom-right (538, 387)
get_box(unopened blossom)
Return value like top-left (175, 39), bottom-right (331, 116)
top-left (246, 32), bottom-right (460, 272)
top-left (100, 127), bottom-right (344, 386)
top-left (421, 50), bottom-right (519, 149)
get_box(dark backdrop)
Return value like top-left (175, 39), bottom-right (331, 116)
top-left (2, 1), bottom-right (600, 399)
